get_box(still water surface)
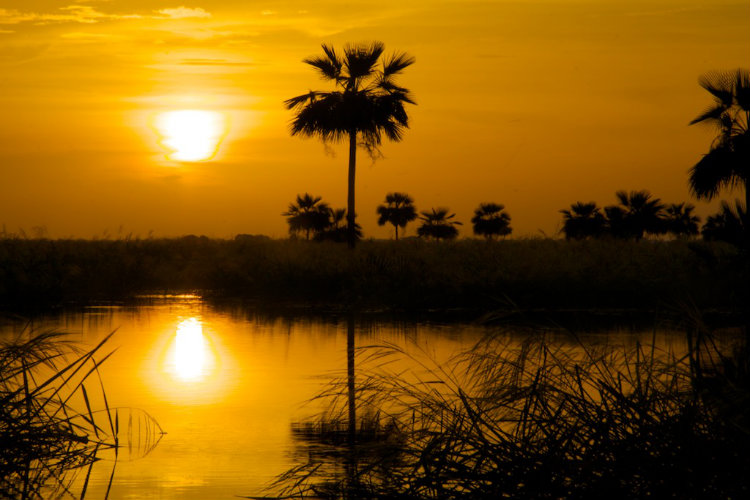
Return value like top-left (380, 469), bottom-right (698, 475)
top-left (0, 296), bottom-right (695, 499)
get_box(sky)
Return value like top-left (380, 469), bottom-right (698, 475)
top-left (1, 0), bottom-right (748, 239)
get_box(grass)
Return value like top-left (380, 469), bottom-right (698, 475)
top-left (0, 237), bottom-right (746, 314)
top-left (264, 321), bottom-right (750, 499)
top-left (0, 329), bottom-right (163, 500)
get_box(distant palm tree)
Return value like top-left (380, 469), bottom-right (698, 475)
top-left (471, 203), bottom-right (512, 240)
top-left (316, 208), bottom-right (363, 242)
top-left (606, 190), bottom-right (665, 241)
top-left (560, 202), bottom-right (605, 240)
top-left (663, 203), bottom-right (701, 238)
top-left (282, 193), bottom-right (330, 240)
top-left (702, 200), bottom-right (747, 247)
top-left (285, 42), bottom-right (415, 248)
top-left (376, 192), bottom-right (417, 240)
top-left (417, 208), bottom-right (462, 240)
top-left (689, 69), bottom-right (749, 221)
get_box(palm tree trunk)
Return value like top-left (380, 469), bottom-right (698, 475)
top-left (347, 130), bottom-right (357, 249)
top-left (395, 225), bottom-right (399, 241)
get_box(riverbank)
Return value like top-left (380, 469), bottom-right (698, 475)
top-left (1, 237), bottom-right (746, 315)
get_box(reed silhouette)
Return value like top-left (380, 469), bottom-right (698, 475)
top-left (285, 42), bottom-right (415, 248)
top-left (0, 330), bottom-right (163, 500)
top-left (417, 208), bottom-right (462, 240)
top-left (376, 192), bottom-right (417, 240)
top-left (689, 69), bottom-right (749, 248)
top-left (270, 322), bottom-right (750, 499)
top-left (471, 203), bottom-right (512, 240)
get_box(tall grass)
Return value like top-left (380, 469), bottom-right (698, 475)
top-left (266, 324), bottom-right (750, 499)
top-left (0, 237), bottom-right (746, 314)
top-left (0, 330), bottom-right (163, 500)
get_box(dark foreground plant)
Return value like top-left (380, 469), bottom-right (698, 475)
top-left (261, 326), bottom-right (750, 499)
top-left (0, 330), bottom-right (163, 500)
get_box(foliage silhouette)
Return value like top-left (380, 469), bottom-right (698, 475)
top-left (283, 193), bottom-right (331, 240)
top-left (417, 208), bottom-right (462, 241)
top-left (604, 190), bottom-right (665, 240)
top-left (702, 200), bottom-right (747, 247)
top-left (268, 325), bottom-right (750, 499)
top-left (471, 203), bottom-right (512, 240)
top-left (316, 208), bottom-right (363, 243)
top-left (689, 69), bottom-right (749, 236)
top-left (663, 203), bottom-right (701, 238)
top-left (560, 202), bottom-right (606, 240)
top-left (285, 42), bottom-right (415, 248)
top-left (376, 192), bottom-right (417, 240)
top-left (0, 331), bottom-right (163, 499)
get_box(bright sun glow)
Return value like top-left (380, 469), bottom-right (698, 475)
top-left (155, 110), bottom-right (227, 161)
top-left (173, 317), bottom-right (207, 380)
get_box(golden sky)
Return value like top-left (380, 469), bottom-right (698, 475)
top-left (1, 0), bottom-right (748, 239)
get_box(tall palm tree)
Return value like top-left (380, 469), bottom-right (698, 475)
top-left (282, 193), bottom-right (330, 240)
top-left (376, 192), bottom-right (417, 240)
top-left (689, 69), bottom-right (750, 218)
top-left (471, 203), bottom-right (512, 240)
top-left (663, 202), bottom-right (701, 238)
top-left (560, 202), bottom-right (605, 240)
top-left (285, 42), bottom-right (416, 248)
top-left (417, 208), bottom-right (462, 240)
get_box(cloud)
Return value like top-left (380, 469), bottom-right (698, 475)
top-left (179, 58), bottom-right (254, 66)
top-left (0, 5), bottom-right (141, 25)
top-left (156, 7), bottom-right (211, 19)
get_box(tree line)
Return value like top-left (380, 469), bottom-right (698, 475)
top-left (283, 192), bottom-right (512, 241)
top-left (285, 41), bottom-right (747, 248)
top-left (560, 190), bottom-right (746, 245)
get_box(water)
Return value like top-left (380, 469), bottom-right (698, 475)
top-left (0, 296), bottom-right (703, 499)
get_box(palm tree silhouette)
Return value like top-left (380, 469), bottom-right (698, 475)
top-left (282, 193), bottom-right (331, 240)
top-left (376, 192), bottom-right (417, 240)
top-left (663, 203), bottom-right (701, 238)
top-left (689, 69), bottom-right (749, 222)
top-left (471, 203), bottom-right (512, 240)
top-left (702, 200), bottom-right (747, 247)
top-left (417, 208), bottom-right (462, 240)
top-left (560, 202), bottom-right (606, 240)
top-left (285, 43), bottom-right (415, 248)
top-left (316, 208), bottom-right (363, 242)
top-left (606, 190), bottom-right (665, 241)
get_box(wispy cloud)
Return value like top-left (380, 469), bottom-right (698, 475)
top-left (156, 7), bottom-right (211, 19)
top-left (179, 58), bottom-right (253, 66)
top-left (0, 5), bottom-right (212, 26)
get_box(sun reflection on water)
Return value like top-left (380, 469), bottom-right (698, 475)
top-left (173, 318), bottom-right (207, 381)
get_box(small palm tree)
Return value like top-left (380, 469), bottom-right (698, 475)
top-left (663, 203), bottom-right (701, 238)
top-left (376, 192), bottom-right (417, 240)
top-left (285, 42), bottom-right (415, 248)
top-left (282, 193), bottom-right (330, 240)
top-left (471, 203), bottom-right (512, 240)
top-left (316, 208), bottom-right (363, 242)
top-left (702, 200), bottom-right (747, 247)
top-left (417, 208), bottom-right (462, 241)
top-left (560, 202), bottom-right (605, 240)
top-left (689, 69), bottom-right (749, 214)
top-left (607, 190), bottom-right (665, 240)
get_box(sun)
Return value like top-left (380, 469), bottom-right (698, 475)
top-left (155, 110), bottom-right (227, 162)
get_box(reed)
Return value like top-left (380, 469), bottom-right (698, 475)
top-left (267, 324), bottom-right (750, 499)
top-left (0, 237), bottom-right (745, 314)
top-left (0, 330), bottom-right (163, 499)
